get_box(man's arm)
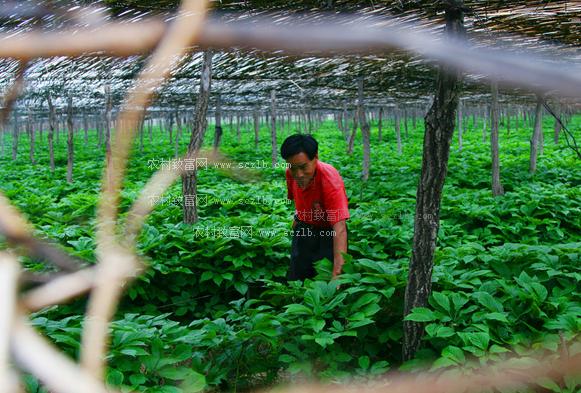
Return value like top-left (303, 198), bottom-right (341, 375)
top-left (331, 219), bottom-right (347, 279)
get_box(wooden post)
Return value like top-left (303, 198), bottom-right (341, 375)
top-left (174, 111), bottom-right (181, 158)
top-left (270, 90), bottom-right (278, 168)
top-left (403, 0), bottom-right (464, 361)
top-left (457, 99), bottom-right (463, 152)
top-left (139, 117), bottom-right (145, 154)
top-left (148, 118), bottom-right (153, 142)
top-left (27, 110), bottom-right (35, 164)
top-left (342, 102), bottom-right (349, 142)
top-left (347, 109), bottom-right (358, 154)
top-left (213, 94), bottom-right (222, 152)
top-left (482, 106), bottom-right (488, 143)
top-left (253, 108), bottom-right (259, 149)
top-left (104, 86), bottom-right (112, 155)
top-left (47, 95), bottom-right (56, 172)
top-left (403, 108), bottom-right (409, 138)
top-left (56, 116), bottom-right (60, 145)
top-left (539, 106), bottom-right (545, 156)
top-left (506, 106), bottom-right (511, 136)
top-left (66, 94), bottom-right (74, 183)
top-left (490, 82), bottom-right (504, 196)
top-left (11, 112), bottom-right (18, 161)
top-left (395, 107), bottom-right (403, 154)
top-left (96, 118), bottom-right (101, 148)
top-left (0, 122), bottom-right (4, 158)
top-left (167, 113), bottom-right (174, 145)
top-left (358, 78), bottom-right (371, 182)
top-left (236, 113), bottom-right (241, 143)
top-left (336, 111), bottom-right (343, 134)
top-left (83, 111), bottom-right (89, 145)
top-left (553, 104), bottom-right (561, 144)
top-left (182, 50), bottom-right (213, 224)
top-left (378, 106), bottom-right (384, 143)
top-left (529, 95), bottom-right (543, 174)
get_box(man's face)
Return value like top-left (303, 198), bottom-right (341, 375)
top-left (286, 152), bottom-right (317, 188)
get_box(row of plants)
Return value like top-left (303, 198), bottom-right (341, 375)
top-left (29, 244), bottom-right (580, 391)
top-left (1, 114), bottom-right (580, 391)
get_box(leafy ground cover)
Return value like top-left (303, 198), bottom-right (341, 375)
top-left (1, 114), bottom-right (580, 392)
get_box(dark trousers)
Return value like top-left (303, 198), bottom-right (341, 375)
top-left (287, 220), bottom-right (335, 281)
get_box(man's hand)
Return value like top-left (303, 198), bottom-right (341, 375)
top-left (331, 220), bottom-right (347, 283)
top-left (332, 254), bottom-right (344, 279)
top-left (332, 254), bottom-right (344, 290)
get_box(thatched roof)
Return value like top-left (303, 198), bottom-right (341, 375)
top-left (1, 0), bottom-right (579, 115)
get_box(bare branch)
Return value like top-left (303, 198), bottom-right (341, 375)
top-left (11, 317), bottom-right (116, 393)
top-left (0, 192), bottom-right (84, 272)
top-left (542, 100), bottom-right (581, 160)
top-left (0, 252), bottom-right (19, 392)
top-left (0, 61), bottom-right (27, 126)
top-left (82, 0), bottom-right (210, 380)
top-left (0, 20), bottom-right (165, 59)
top-left (0, 16), bottom-right (579, 97)
top-left (21, 267), bottom-right (95, 312)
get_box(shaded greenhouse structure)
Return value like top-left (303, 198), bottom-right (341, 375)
top-left (0, 0), bottom-right (580, 392)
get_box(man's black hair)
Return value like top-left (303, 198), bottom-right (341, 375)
top-left (280, 134), bottom-right (318, 160)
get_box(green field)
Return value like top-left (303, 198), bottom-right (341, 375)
top-left (1, 115), bottom-right (580, 392)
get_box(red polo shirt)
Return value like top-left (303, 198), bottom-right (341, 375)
top-left (286, 160), bottom-right (350, 228)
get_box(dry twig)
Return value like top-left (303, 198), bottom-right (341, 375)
top-left (81, 0), bottom-right (210, 380)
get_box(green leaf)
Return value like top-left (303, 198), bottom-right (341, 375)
top-left (212, 275), bottom-right (224, 286)
top-left (380, 287), bottom-right (396, 299)
top-left (234, 282), bottom-right (248, 295)
top-left (530, 282), bottom-right (548, 302)
top-left (432, 292), bottom-right (451, 314)
top-left (50, 334), bottom-right (79, 347)
top-left (348, 318), bottom-right (375, 329)
top-left (311, 319), bottom-right (325, 333)
top-left (279, 354), bottom-right (295, 363)
top-left (490, 344), bottom-right (509, 354)
top-left (120, 347), bottom-right (148, 357)
top-left (351, 293), bottom-right (380, 311)
top-left (450, 293), bottom-right (469, 314)
top-left (425, 323), bottom-right (439, 337)
top-left (172, 344), bottom-right (192, 362)
top-left (370, 360), bottom-right (390, 374)
top-left (458, 332), bottom-right (490, 350)
top-left (536, 377), bottom-right (561, 392)
top-left (106, 369), bottom-right (124, 386)
top-left (157, 367), bottom-right (192, 380)
top-left (181, 371), bottom-right (206, 392)
top-left (431, 356), bottom-right (457, 370)
top-left (442, 346), bottom-right (465, 364)
top-left (156, 386), bottom-right (183, 393)
top-left (404, 307), bottom-right (438, 322)
top-left (484, 312), bottom-right (509, 323)
top-left (285, 304), bottom-right (313, 315)
top-left (200, 271), bottom-right (213, 283)
top-left (473, 292), bottom-right (504, 313)
top-left (358, 355), bottom-right (370, 370)
top-left (425, 323), bottom-right (454, 338)
top-left (129, 374), bottom-right (147, 386)
top-left (361, 303), bottom-right (381, 317)
top-left (314, 332), bottom-right (334, 348)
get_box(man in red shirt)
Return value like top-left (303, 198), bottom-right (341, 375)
top-left (281, 134), bottom-right (350, 281)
